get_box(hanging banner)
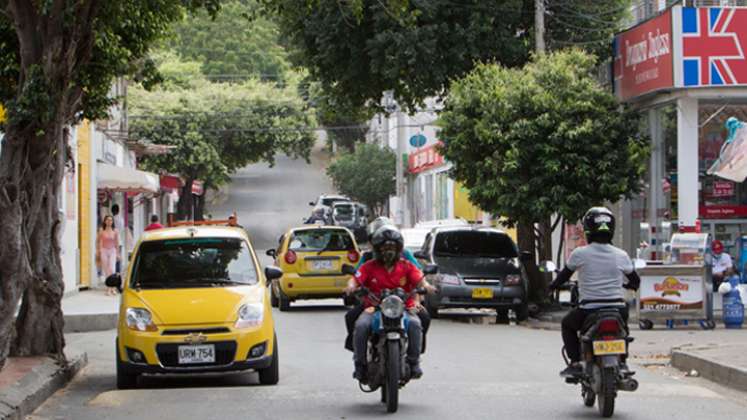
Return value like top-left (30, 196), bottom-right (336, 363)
top-left (708, 119), bottom-right (747, 182)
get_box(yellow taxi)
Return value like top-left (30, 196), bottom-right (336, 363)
top-left (106, 220), bottom-right (282, 389)
top-left (266, 225), bottom-right (360, 311)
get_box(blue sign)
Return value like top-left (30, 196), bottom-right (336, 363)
top-left (409, 134), bottom-right (427, 148)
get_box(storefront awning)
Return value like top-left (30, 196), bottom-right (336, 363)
top-left (97, 162), bottom-right (159, 193)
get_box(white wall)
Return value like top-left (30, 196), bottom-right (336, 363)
top-left (60, 130), bottom-right (79, 296)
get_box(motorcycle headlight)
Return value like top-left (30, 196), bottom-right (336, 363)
top-left (125, 308), bottom-right (157, 332)
top-left (235, 303), bottom-right (264, 328)
top-left (381, 295), bottom-right (405, 319)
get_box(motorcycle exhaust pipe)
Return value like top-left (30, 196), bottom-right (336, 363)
top-left (619, 378), bottom-right (638, 392)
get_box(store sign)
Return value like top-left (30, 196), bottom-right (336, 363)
top-left (408, 143), bottom-right (445, 174)
top-left (677, 7), bottom-right (747, 87)
top-left (613, 9), bottom-right (674, 101)
top-left (699, 205), bottom-right (747, 218)
top-left (191, 180), bottom-right (205, 196)
top-left (639, 275), bottom-right (704, 312)
top-left (712, 181), bottom-right (735, 197)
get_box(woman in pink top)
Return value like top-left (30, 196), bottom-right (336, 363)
top-left (96, 215), bottom-right (120, 296)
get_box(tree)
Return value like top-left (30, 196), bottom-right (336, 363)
top-left (267, 0), bottom-right (631, 112)
top-left (129, 55), bottom-right (315, 219)
top-left (326, 143), bottom-right (395, 214)
top-left (0, 0), bottom-right (221, 370)
top-left (167, 0), bottom-right (292, 83)
top-left (438, 50), bottom-right (648, 301)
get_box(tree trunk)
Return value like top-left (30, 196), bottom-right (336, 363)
top-left (517, 220), bottom-right (544, 304)
top-left (177, 179), bottom-right (194, 220)
top-left (194, 194), bottom-right (205, 221)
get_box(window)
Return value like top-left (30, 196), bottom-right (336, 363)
top-left (434, 231), bottom-right (518, 259)
top-left (288, 229), bottom-right (354, 252)
top-left (132, 238), bottom-right (258, 288)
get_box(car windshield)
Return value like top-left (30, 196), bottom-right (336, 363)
top-left (321, 197), bottom-right (347, 207)
top-left (433, 231), bottom-right (518, 259)
top-left (289, 230), bottom-right (354, 252)
top-left (333, 205), bottom-right (354, 221)
top-left (131, 238), bottom-right (258, 289)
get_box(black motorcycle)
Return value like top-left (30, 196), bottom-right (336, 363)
top-left (543, 262), bottom-right (639, 418)
top-left (341, 264), bottom-right (437, 413)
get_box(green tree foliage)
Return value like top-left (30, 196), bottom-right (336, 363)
top-left (129, 54), bottom-right (315, 217)
top-left (0, 0), bottom-right (221, 369)
top-left (167, 0), bottom-right (291, 83)
top-left (326, 143), bottom-right (395, 213)
top-left (267, 0), bottom-right (631, 112)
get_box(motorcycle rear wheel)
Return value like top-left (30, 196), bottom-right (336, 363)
top-left (597, 368), bottom-right (616, 417)
top-left (385, 340), bottom-right (400, 413)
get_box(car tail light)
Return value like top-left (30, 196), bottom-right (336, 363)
top-left (284, 250), bottom-right (297, 265)
top-left (504, 274), bottom-right (521, 285)
top-left (598, 319), bottom-right (620, 335)
top-left (347, 250), bottom-right (360, 263)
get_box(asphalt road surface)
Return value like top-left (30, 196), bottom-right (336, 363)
top-left (31, 152), bottom-right (747, 419)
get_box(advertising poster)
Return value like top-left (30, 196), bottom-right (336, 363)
top-left (639, 275), bottom-right (704, 312)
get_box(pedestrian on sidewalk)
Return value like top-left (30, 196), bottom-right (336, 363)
top-left (96, 215), bottom-right (120, 296)
top-left (144, 214), bottom-right (164, 231)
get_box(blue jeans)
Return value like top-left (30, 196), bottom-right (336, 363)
top-left (353, 311), bottom-right (422, 365)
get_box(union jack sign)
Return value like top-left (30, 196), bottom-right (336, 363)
top-left (681, 7), bottom-right (746, 86)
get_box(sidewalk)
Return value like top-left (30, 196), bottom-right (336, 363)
top-left (62, 289), bottom-right (118, 333)
top-left (672, 342), bottom-right (747, 393)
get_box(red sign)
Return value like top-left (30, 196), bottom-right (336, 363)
top-left (712, 181), bottom-right (735, 198)
top-left (408, 143), bottom-right (445, 174)
top-left (699, 205), bottom-right (747, 219)
top-left (613, 9), bottom-right (674, 101)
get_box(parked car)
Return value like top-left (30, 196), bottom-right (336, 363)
top-left (415, 226), bottom-right (531, 320)
top-left (401, 227), bottom-right (432, 253)
top-left (414, 218), bottom-right (469, 229)
top-left (267, 226), bottom-right (360, 310)
top-left (108, 222), bottom-right (282, 389)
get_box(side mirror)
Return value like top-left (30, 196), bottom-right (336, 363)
top-left (414, 250), bottom-right (429, 260)
top-left (105, 274), bottom-right (122, 291)
top-left (422, 264), bottom-right (439, 275)
top-left (266, 249), bottom-right (277, 258)
top-left (341, 264), bottom-right (356, 275)
top-left (539, 260), bottom-right (557, 273)
top-left (264, 266), bottom-right (283, 282)
top-left (520, 251), bottom-right (533, 263)
top-left (633, 258), bottom-right (647, 270)
top-left (309, 201), bottom-right (315, 206)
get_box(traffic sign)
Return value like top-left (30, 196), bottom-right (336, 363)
top-left (409, 134), bottom-right (426, 148)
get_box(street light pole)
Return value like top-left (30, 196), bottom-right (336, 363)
top-left (535, 0), bottom-right (546, 54)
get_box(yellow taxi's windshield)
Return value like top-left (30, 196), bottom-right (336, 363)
top-left (289, 230), bottom-right (354, 252)
top-left (131, 237), bottom-right (258, 289)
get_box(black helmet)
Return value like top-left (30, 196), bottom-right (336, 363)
top-left (371, 225), bottom-right (404, 265)
top-left (582, 207), bottom-right (615, 243)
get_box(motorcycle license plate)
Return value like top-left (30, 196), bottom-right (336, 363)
top-left (592, 340), bottom-right (626, 355)
top-left (472, 288), bottom-right (493, 299)
top-left (178, 344), bottom-right (215, 364)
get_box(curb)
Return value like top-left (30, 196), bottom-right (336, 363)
top-left (671, 348), bottom-right (747, 393)
top-left (0, 351), bottom-right (87, 420)
top-left (64, 313), bottom-right (117, 333)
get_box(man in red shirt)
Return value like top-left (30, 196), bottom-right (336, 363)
top-left (144, 214), bottom-right (164, 231)
top-left (345, 226), bottom-right (436, 381)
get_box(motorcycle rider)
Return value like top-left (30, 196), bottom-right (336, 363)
top-left (345, 226), bottom-right (436, 382)
top-left (548, 207), bottom-right (641, 378)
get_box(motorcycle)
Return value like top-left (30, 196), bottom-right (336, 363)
top-left (542, 260), bottom-right (643, 418)
top-left (341, 263), bottom-right (437, 413)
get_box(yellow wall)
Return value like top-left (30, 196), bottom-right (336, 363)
top-left (453, 182), bottom-right (516, 241)
top-left (77, 121), bottom-right (91, 288)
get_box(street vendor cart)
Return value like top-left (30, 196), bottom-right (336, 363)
top-left (637, 233), bottom-right (716, 330)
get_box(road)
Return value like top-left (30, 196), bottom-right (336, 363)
top-left (32, 151), bottom-right (747, 419)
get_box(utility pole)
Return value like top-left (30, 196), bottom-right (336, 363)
top-left (535, 0), bottom-right (546, 54)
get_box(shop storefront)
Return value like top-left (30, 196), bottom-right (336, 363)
top-left (614, 4), bottom-right (747, 260)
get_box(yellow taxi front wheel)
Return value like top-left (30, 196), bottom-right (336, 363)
top-left (258, 334), bottom-right (279, 385)
top-left (116, 339), bottom-right (138, 389)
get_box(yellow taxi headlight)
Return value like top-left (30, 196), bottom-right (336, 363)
top-left (235, 303), bottom-right (264, 329)
top-left (126, 308), bottom-right (157, 332)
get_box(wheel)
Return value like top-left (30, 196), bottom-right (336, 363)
top-left (582, 387), bottom-right (596, 407)
top-left (380, 384), bottom-right (387, 403)
top-left (597, 368), bottom-right (616, 418)
top-left (270, 282), bottom-right (279, 308)
top-left (258, 335), bottom-right (279, 385)
top-left (278, 288), bottom-right (291, 312)
top-left (514, 303), bottom-right (529, 322)
top-left (495, 309), bottom-right (509, 323)
top-left (115, 340), bottom-right (138, 390)
top-left (385, 340), bottom-right (400, 413)
top-left (639, 319), bottom-right (654, 330)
